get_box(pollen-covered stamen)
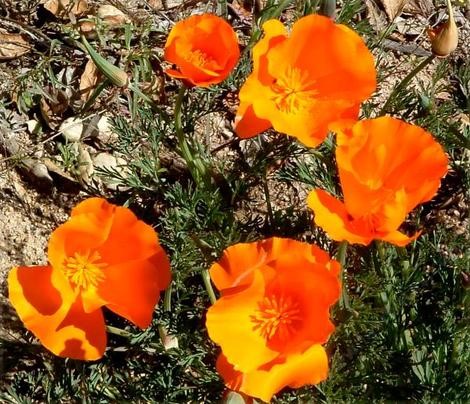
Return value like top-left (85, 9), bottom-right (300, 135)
top-left (251, 294), bottom-right (302, 342)
top-left (63, 250), bottom-right (107, 290)
top-left (185, 49), bottom-right (215, 68)
top-left (271, 67), bottom-right (318, 113)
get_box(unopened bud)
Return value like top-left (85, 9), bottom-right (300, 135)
top-left (428, 0), bottom-right (458, 57)
top-left (81, 36), bottom-right (128, 87)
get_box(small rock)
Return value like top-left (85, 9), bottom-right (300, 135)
top-left (60, 117), bottom-right (84, 143)
top-left (92, 152), bottom-right (128, 190)
top-left (96, 115), bottom-right (118, 144)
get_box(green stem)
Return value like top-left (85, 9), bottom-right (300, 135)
top-left (107, 324), bottom-right (162, 351)
top-left (174, 86), bottom-right (210, 186)
top-left (379, 55), bottom-right (435, 115)
top-left (106, 325), bottom-right (133, 338)
top-left (336, 240), bottom-right (350, 310)
top-left (271, 0), bottom-right (292, 18)
top-left (202, 269), bottom-right (217, 304)
top-left (163, 282), bottom-right (172, 312)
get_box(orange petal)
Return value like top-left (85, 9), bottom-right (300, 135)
top-left (210, 241), bottom-right (268, 293)
top-left (253, 19), bottom-right (287, 79)
top-left (261, 261), bottom-right (339, 352)
top-left (206, 270), bottom-right (279, 373)
top-left (307, 189), bottom-right (373, 245)
top-left (163, 14), bottom-right (239, 87)
top-left (55, 295), bottom-right (107, 360)
top-left (234, 98), bottom-right (272, 139)
top-left (8, 266), bottom-right (106, 360)
top-left (380, 229), bottom-right (421, 247)
top-left (98, 252), bottom-right (171, 329)
top-left (217, 344), bottom-right (328, 402)
top-left (70, 197), bottom-right (116, 218)
top-left (96, 204), bottom-right (166, 265)
top-left (336, 117), bottom-right (448, 216)
top-left (242, 14), bottom-right (375, 147)
top-left (47, 202), bottom-right (114, 273)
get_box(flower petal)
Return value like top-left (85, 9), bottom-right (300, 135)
top-left (380, 229), bottom-right (421, 247)
top-left (98, 251), bottom-right (171, 329)
top-left (234, 98), bottom-right (272, 139)
top-left (236, 14), bottom-right (375, 147)
top-left (217, 344), bottom-right (328, 402)
top-left (164, 13), bottom-right (239, 86)
top-left (206, 270), bottom-right (278, 373)
top-left (55, 296), bottom-right (107, 360)
top-left (96, 204), bottom-right (165, 265)
top-left (307, 189), bottom-right (373, 245)
top-left (210, 241), bottom-right (268, 293)
top-left (8, 266), bottom-right (106, 360)
top-left (47, 200), bottom-right (114, 272)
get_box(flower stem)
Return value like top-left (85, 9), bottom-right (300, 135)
top-left (106, 325), bottom-right (133, 338)
top-left (202, 268), bottom-right (217, 304)
top-left (336, 240), bottom-right (350, 310)
top-left (163, 282), bottom-right (172, 312)
top-left (174, 86), bottom-right (210, 186)
top-left (379, 55), bottom-right (435, 115)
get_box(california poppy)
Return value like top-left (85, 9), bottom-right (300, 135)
top-left (164, 13), bottom-right (240, 87)
top-left (206, 238), bottom-right (340, 402)
top-left (8, 198), bottom-right (171, 360)
top-left (235, 14), bottom-right (376, 148)
top-left (307, 117), bottom-right (449, 246)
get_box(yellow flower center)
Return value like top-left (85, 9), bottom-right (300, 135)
top-left (186, 49), bottom-right (214, 68)
top-left (63, 250), bottom-right (107, 290)
top-left (271, 67), bottom-right (318, 113)
top-left (251, 294), bottom-right (302, 342)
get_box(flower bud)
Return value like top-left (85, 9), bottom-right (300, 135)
top-left (81, 36), bottom-right (128, 87)
top-left (428, 0), bottom-right (458, 57)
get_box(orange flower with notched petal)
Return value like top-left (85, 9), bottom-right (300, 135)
top-left (235, 14), bottom-right (376, 148)
top-left (307, 116), bottom-right (449, 246)
top-left (164, 13), bottom-right (240, 87)
top-left (8, 197), bottom-right (171, 361)
top-left (206, 237), bottom-right (340, 402)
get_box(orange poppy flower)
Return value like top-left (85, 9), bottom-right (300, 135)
top-left (164, 13), bottom-right (240, 87)
top-left (206, 238), bottom-right (340, 402)
top-left (234, 14), bottom-right (376, 148)
top-left (307, 117), bottom-right (449, 246)
top-left (8, 197), bottom-right (171, 360)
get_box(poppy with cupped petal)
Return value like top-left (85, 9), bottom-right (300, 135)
top-left (206, 237), bottom-right (340, 402)
top-left (234, 14), bottom-right (376, 148)
top-left (8, 197), bottom-right (171, 360)
top-left (307, 116), bottom-right (449, 246)
top-left (164, 13), bottom-right (240, 87)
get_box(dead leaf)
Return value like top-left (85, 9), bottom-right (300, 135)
top-left (0, 30), bottom-right (31, 61)
top-left (140, 75), bottom-right (165, 103)
top-left (79, 59), bottom-right (101, 102)
top-left (364, 0), bottom-right (388, 32)
top-left (42, 0), bottom-right (89, 19)
top-left (97, 5), bottom-right (130, 26)
top-left (403, 0), bottom-right (433, 16)
top-left (40, 88), bottom-right (70, 129)
top-left (43, 158), bottom-right (81, 193)
top-left (378, 0), bottom-right (408, 20)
